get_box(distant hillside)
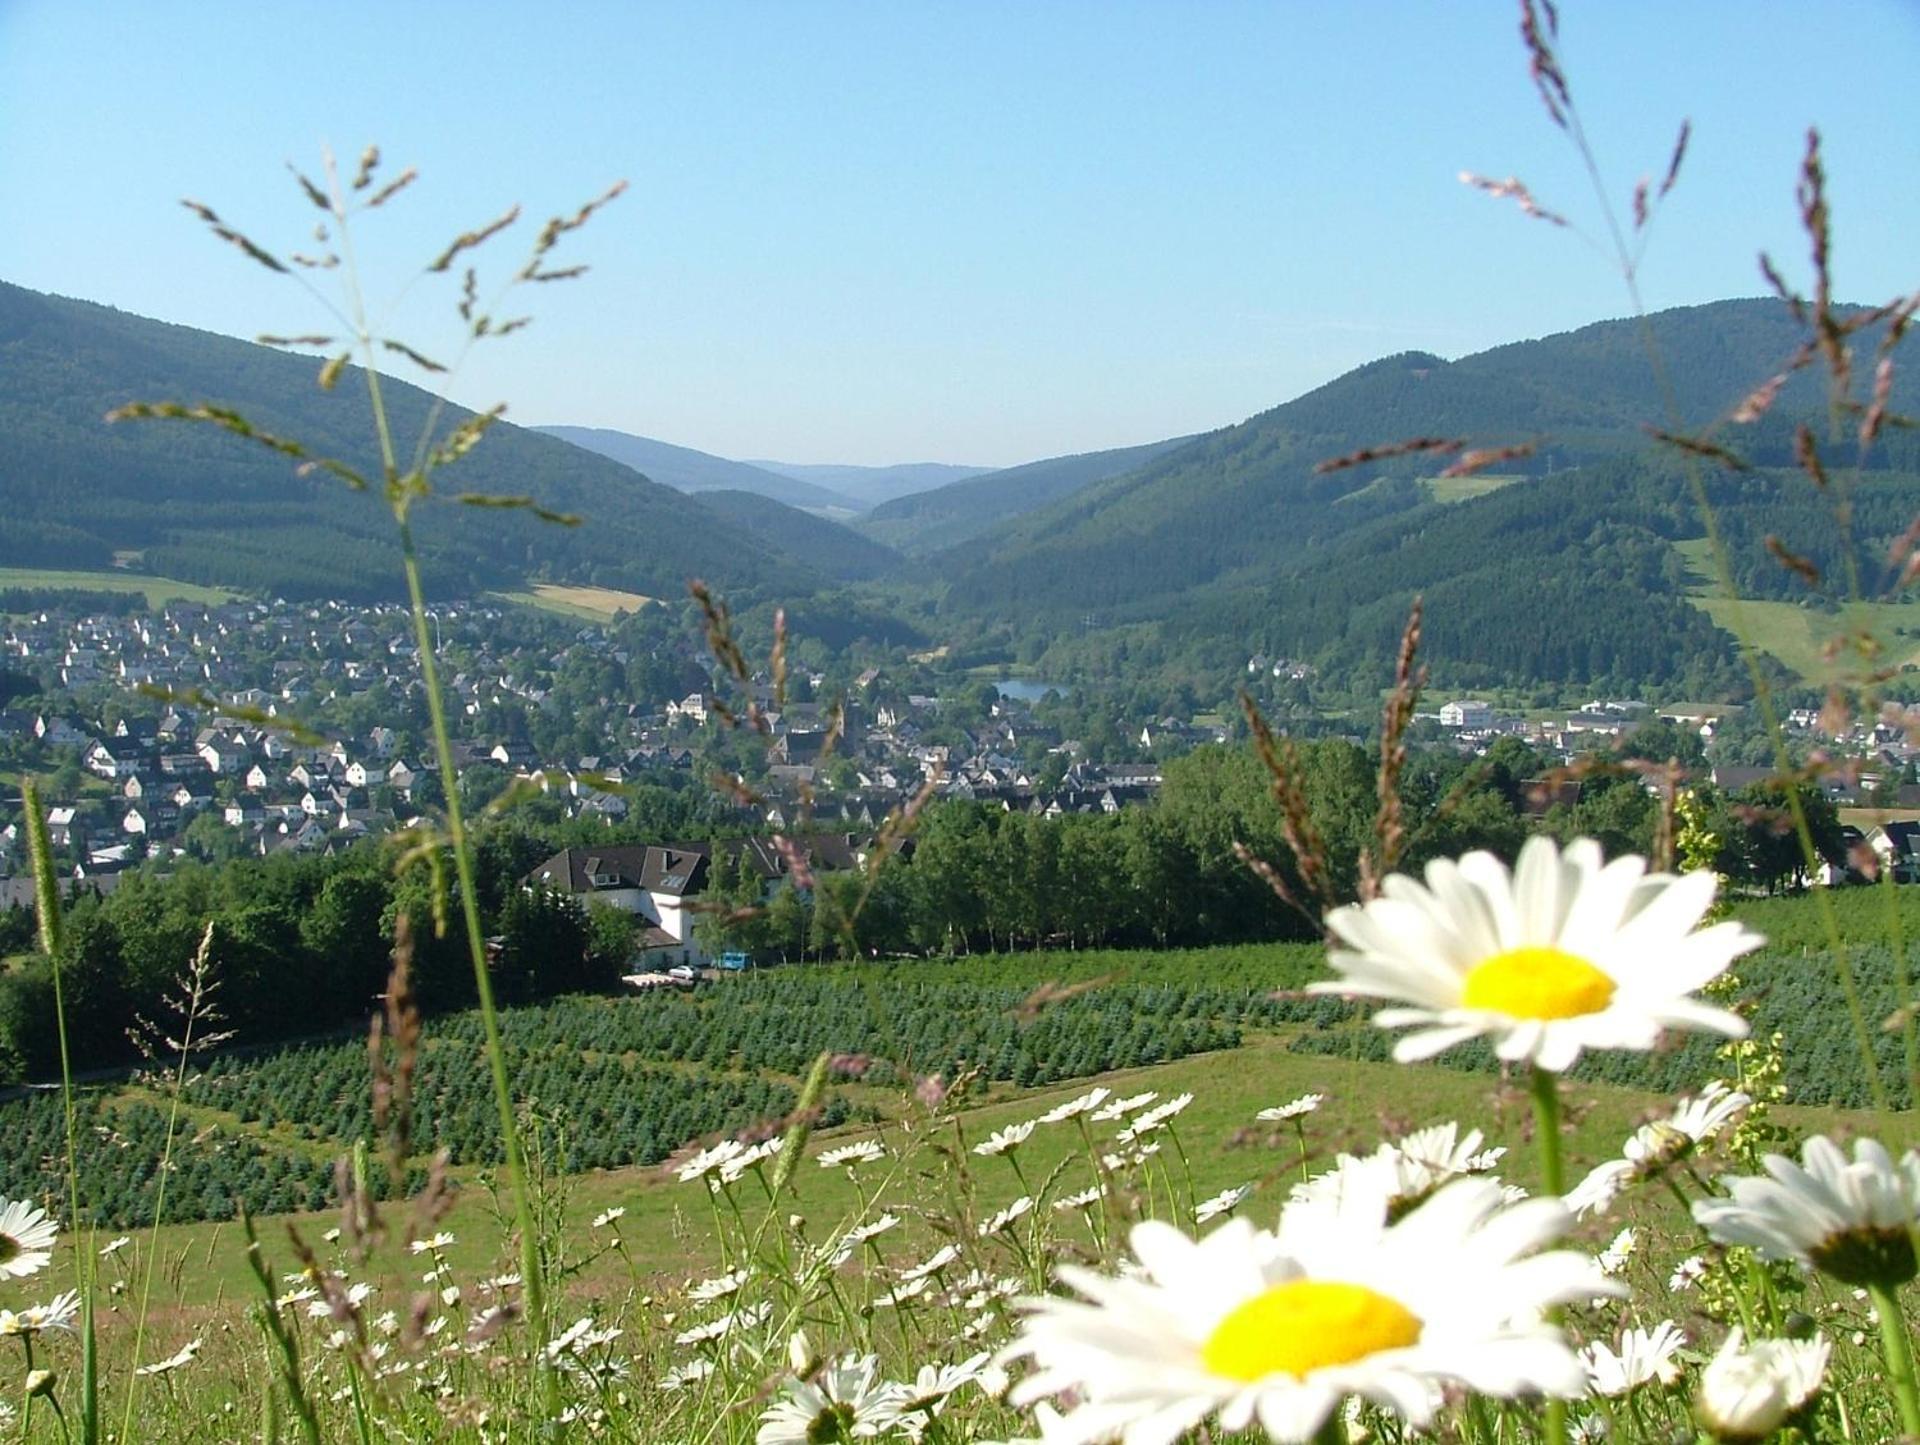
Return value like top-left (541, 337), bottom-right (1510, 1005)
top-left (0, 281), bottom-right (824, 603)
top-left (534, 426), bottom-right (861, 511)
top-left (690, 490), bottom-right (904, 582)
top-left (858, 434), bottom-right (1200, 556)
top-left (936, 300), bottom-right (1919, 624)
top-left (747, 459), bottom-right (991, 508)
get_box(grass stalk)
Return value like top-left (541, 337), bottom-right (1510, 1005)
top-left (1871, 1282), bottom-right (1920, 1440)
top-left (23, 779), bottom-right (97, 1445)
top-left (1529, 1066), bottom-right (1568, 1445)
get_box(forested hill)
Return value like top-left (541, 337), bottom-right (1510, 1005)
top-left (0, 281), bottom-right (824, 602)
top-left (857, 434), bottom-right (1201, 556)
top-left (690, 489), bottom-right (904, 582)
top-left (933, 299), bottom-right (1919, 623)
top-left (533, 425), bottom-right (861, 512)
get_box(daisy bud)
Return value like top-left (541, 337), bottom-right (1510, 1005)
top-left (788, 1329), bottom-right (815, 1375)
top-left (24, 1368), bottom-right (53, 1399)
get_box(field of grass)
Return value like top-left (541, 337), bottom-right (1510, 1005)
top-left (490, 581), bottom-right (658, 620)
top-left (1672, 537), bottom-right (1920, 683)
top-left (0, 566), bottom-right (236, 608)
top-left (1418, 471), bottom-right (1525, 504)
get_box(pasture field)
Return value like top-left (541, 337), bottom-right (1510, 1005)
top-left (0, 566), bottom-right (236, 608)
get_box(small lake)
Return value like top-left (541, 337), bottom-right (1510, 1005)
top-left (994, 678), bottom-right (1067, 702)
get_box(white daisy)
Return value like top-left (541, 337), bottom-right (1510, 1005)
top-left (1314, 836), bottom-right (1758, 1072)
top-left (1195, 1185), bottom-right (1253, 1224)
top-left (981, 1197), bottom-right (1035, 1238)
top-left (687, 1268), bottom-right (749, 1304)
top-left (841, 1214), bottom-right (902, 1247)
top-left (408, 1232), bottom-right (455, 1255)
top-left (98, 1236), bottom-right (131, 1259)
top-left (135, 1339), bottom-right (202, 1378)
top-left (1257, 1094), bottom-right (1324, 1123)
top-left (976, 1122), bottom-right (1037, 1158)
top-left (1694, 1134), bottom-right (1920, 1286)
top-left (1293, 1122), bottom-right (1501, 1222)
top-left (1694, 1329), bottom-right (1829, 1442)
top-left (891, 1351), bottom-right (994, 1434)
top-left (1670, 1255), bottom-right (1708, 1291)
top-left (661, 1357), bottom-right (715, 1391)
top-left (1583, 1321), bottom-right (1686, 1396)
top-left (1039, 1087), bottom-right (1112, 1124)
top-left (720, 1137), bottom-right (785, 1184)
top-left (675, 1139), bottom-right (745, 1183)
top-left (0, 1290), bottom-right (80, 1336)
top-left (1128, 1093), bottom-right (1194, 1134)
top-left (0, 1199), bottom-right (58, 1280)
top-left (819, 1140), bottom-right (889, 1169)
top-left (592, 1206), bottom-right (626, 1229)
top-left (900, 1245), bottom-right (963, 1283)
top-left (1004, 1178), bottom-right (1614, 1443)
top-left (1054, 1186), bottom-right (1106, 1213)
top-left (1091, 1091), bottom-right (1157, 1123)
top-left (757, 1354), bottom-right (901, 1445)
top-left (1597, 1228), bottom-right (1637, 1276)
top-left (1568, 1083), bottom-right (1754, 1220)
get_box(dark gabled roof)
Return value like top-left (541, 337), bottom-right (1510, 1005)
top-left (524, 834), bottom-right (865, 896)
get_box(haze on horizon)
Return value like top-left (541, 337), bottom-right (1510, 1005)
top-left (2, 1), bottom-right (1915, 468)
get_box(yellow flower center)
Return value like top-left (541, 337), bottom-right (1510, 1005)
top-left (1461, 946), bottom-right (1615, 1020)
top-left (1201, 1280), bottom-right (1422, 1382)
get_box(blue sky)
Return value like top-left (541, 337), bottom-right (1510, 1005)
top-left (2, 2), bottom-right (1916, 466)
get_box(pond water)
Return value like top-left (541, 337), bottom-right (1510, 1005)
top-left (994, 678), bottom-right (1067, 702)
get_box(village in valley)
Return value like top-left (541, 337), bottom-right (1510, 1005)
top-left (7, 592), bottom-right (1920, 952)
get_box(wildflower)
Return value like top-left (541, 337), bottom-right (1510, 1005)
top-left (1567, 1083), bottom-right (1753, 1219)
top-left (1582, 1321), bottom-right (1686, 1396)
top-left (819, 1140), bottom-right (888, 1169)
top-left (1596, 1228), bottom-right (1636, 1276)
top-left (840, 1214), bottom-right (902, 1248)
top-left (1314, 836), bottom-right (1757, 1072)
top-left (1004, 1178), bottom-right (1613, 1443)
top-left (1293, 1122), bottom-right (1500, 1221)
top-left (1693, 1329), bottom-right (1829, 1442)
top-left (875, 1277), bottom-right (932, 1309)
top-left (675, 1139), bottom-right (745, 1184)
top-left (0, 1290), bottom-right (80, 1336)
top-left (591, 1206), bottom-right (626, 1229)
top-left (892, 1352), bottom-right (994, 1436)
top-left (975, 1121), bottom-right (1036, 1158)
top-left (757, 1354), bottom-right (901, 1445)
top-left (720, 1136), bottom-right (785, 1184)
top-left (900, 1245), bottom-right (963, 1283)
top-left (687, 1268), bottom-right (749, 1304)
top-left (1257, 1094), bottom-right (1324, 1123)
top-left (1054, 1186), bottom-right (1105, 1213)
top-left (1128, 1093), bottom-right (1194, 1134)
top-left (1194, 1185), bottom-right (1253, 1224)
top-left (661, 1357), bottom-right (714, 1391)
top-left (408, 1232), bottom-right (455, 1255)
top-left (1091, 1091), bottom-right (1156, 1123)
top-left (1669, 1255), bottom-right (1708, 1291)
top-left (23, 1369), bottom-right (53, 1399)
top-left (675, 1301), bottom-right (770, 1347)
top-left (98, 1236), bottom-right (131, 1259)
top-left (135, 1339), bottom-right (202, 1377)
top-left (981, 1197), bottom-right (1034, 1238)
top-left (1694, 1135), bottom-right (1920, 1286)
top-left (0, 1198), bottom-right (58, 1280)
top-left (1038, 1087), bottom-right (1111, 1124)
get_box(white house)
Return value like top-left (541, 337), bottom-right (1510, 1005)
top-left (1439, 700), bottom-right (1494, 730)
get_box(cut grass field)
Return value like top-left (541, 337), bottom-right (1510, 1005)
top-left (0, 566), bottom-right (236, 608)
top-left (1418, 472), bottom-right (1525, 504)
top-left (490, 581), bottom-right (659, 620)
top-left (1673, 537), bottom-right (1920, 683)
